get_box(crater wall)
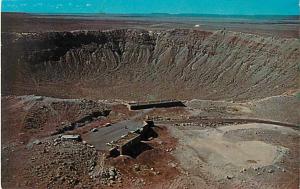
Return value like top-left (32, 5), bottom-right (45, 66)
top-left (2, 29), bottom-right (299, 100)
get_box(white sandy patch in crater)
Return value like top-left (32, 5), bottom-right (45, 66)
top-left (198, 139), bottom-right (287, 168)
top-left (172, 123), bottom-right (291, 177)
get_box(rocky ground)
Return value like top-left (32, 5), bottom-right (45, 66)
top-left (1, 96), bottom-right (179, 188)
top-left (2, 94), bottom-right (299, 188)
top-left (1, 13), bottom-right (299, 189)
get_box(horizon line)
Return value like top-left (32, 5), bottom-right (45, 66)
top-left (2, 11), bottom-right (300, 17)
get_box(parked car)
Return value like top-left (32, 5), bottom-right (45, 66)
top-left (104, 123), bottom-right (112, 127)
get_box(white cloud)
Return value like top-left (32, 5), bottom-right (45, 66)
top-left (86, 3), bottom-right (92, 7)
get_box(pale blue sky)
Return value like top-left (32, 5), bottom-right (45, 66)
top-left (1, 0), bottom-right (299, 15)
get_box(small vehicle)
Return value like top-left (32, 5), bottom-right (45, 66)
top-left (104, 123), bottom-right (112, 127)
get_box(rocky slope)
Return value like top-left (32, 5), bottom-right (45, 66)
top-left (2, 29), bottom-right (299, 100)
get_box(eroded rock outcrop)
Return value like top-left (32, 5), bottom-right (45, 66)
top-left (2, 29), bottom-right (299, 100)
